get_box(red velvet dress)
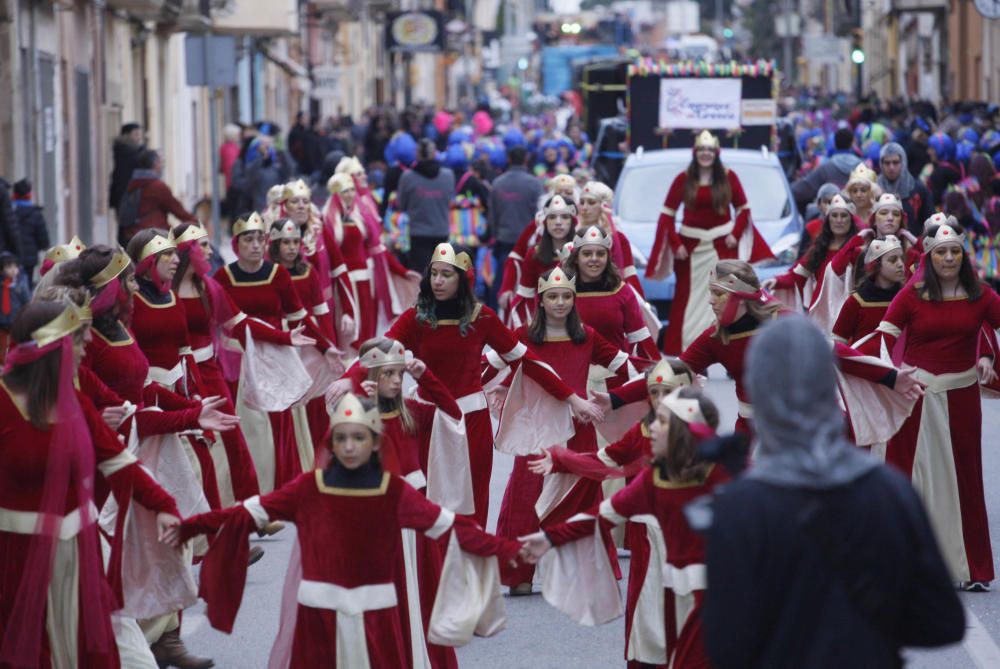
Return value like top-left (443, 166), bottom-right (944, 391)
top-left (328, 208), bottom-right (377, 346)
top-left (180, 470), bottom-right (519, 668)
top-left (507, 247), bottom-right (559, 329)
top-left (770, 247), bottom-right (838, 310)
top-left (575, 282), bottom-right (660, 369)
top-left (546, 465), bottom-right (730, 669)
top-left (864, 286), bottom-right (1000, 583)
top-left (373, 303), bottom-right (573, 526)
top-left (647, 170), bottom-right (773, 354)
top-left (214, 261), bottom-right (310, 493)
top-left (494, 326), bottom-right (629, 587)
top-left (831, 281), bottom-right (899, 346)
top-left (0, 382), bottom-right (178, 669)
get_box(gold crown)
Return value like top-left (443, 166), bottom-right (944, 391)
top-left (826, 193), bottom-right (853, 215)
top-left (709, 270), bottom-right (759, 295)
top-left (538, 266), bottom-right (576, 294)
top-left (31, 298), bottom-right (93, 347)
top-left (923, 222), bottom-right (965, 253)
top-left (846, 163), bottom-right (877, 187)
top-left (233, 212), bottom-right (267, 237)
top-left (872, 193), bottom-right (903, 214)
top-left (572, 225), bottom-right (613, 250)
top-left (431, 243), bottom-right (473, 271)
top-left (138, 234), bottom-right (176, 263)
top-left (694, 130), bottom-right (720, 150)
top-left (169, 224), bottom-right (208, 247)
top-left (90, 251), bottom-right (131, 288)
top-left (359, 339), bottom-right (407, 369)
top-left (864, 234), bottom-right (903, 264)
top-left (543, 194), bottom-right (576, 219)
top-left (661, 386), bottom-right (706, 425)
top-left (283, 179), bottom-right (311, 201)
top-left (581, 181), bottom-right (613, 203)
top-left (330, 393), bottom-right (382, 434)
top-left (327, 173), bottom-right (355, 196)
top-left (270, 219), bottom-right (302, 241)
top-left (647, 358), bottom-right (693, 389)
top-left (44, 236), bottom-right (86, 265)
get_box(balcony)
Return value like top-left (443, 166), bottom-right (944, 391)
top-left (211, 0), bottom-right (299, 36)
top-left (106, 0), bottom-right (183, 21)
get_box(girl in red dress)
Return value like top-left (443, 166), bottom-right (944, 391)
top-left (508, 195), bottom-right (577, 328)
top-left (493, 266), bottom-right (626, 594)
top-left (356, 338), bottom-right (462, 669)
top-left (330, 243), bottom-right (588, 527)
top-left (843, 163), bottom-right (879, 223)
top-left (578, 180), bottom-right (643, 297)
top-left (647, 131), bottom-right (773, 354)
top-left (176, 394), bottom-right (521, 669)
top-left (0, 297), bottom-right (181, 669)
top-left (521, 386), bottom-right (728, 669)
top-left (832, 235), bottom-right (906, 346)
top-left (864, 220), bottom-right (1000, 590)
top-left (214, 213), bottom-right (320, 494)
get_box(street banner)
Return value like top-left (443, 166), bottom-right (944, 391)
top-left (658, 77), bottom-right (743, 130)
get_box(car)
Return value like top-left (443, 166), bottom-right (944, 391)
top-left (612, 147), bottom-right (803, 323)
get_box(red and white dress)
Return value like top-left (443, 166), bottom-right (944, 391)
top-left (863, 286), bottom-right (1000, 583)
top-left (506, 247), bottom-right (560, 329)
top-left (542, 465), bottom-right (730, 668)
top-left (647, 170), bottom-right (773, 354)
top-left (831, 281), bottom-right (899, 347)
top-left (575, 281), bottom-right (659, 367)
top-left (180, 469), bottom-right (519, 668)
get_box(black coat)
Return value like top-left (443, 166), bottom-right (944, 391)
top-left (0, 180), bottom-right (19, 257)
top-left (12, 203), bottom-right (49, 268)
top-left (704, 466), bottom-right (964, 669)
top-left (109, 137), bottom-right (142, 210)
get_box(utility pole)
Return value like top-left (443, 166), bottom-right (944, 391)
top-left (782, 0), bottom-right (793, 85)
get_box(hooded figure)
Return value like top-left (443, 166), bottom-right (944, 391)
top-left (877, 142), bottom-right (933, 235)
top-left (702, 315), bottom-right (965, 669)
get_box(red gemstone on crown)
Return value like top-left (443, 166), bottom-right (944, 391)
top-left (656, 375), bottom-right (663, 382)
top-left (344, 409), bottom-right (353, 416)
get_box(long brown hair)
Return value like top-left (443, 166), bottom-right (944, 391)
top-left (527, 274), bottom-right (587, 345)
top-left (917, 223), bottom-right (983, 302)
top-left (659, 387), bottom-right (718, 483)
top-left (2, 300), bottom-right (71, 428)
top-left (358, 337), bottom-right (416, 435)
top-left (171, 223), bottom-right (213, 318)
top-left (684, 154), bottom-right (731, 215)
top-left (561, 230), bottom-right (622, 290)
top-left (711, 260), bottom-right (783, 343)
top-left (267, 221), bottom-right (309, 275)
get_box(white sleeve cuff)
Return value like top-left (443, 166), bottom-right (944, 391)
top-left (500, 341), bottom-right (528, 362)
top-left (242, 495), bottom-right (270, 530)
top-left (626, 328), bottom-right (651, 344)
top-left (425, 508), bottom-right (456, 539)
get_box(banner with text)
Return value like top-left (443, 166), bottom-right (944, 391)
top-left (658, 78), bottom-right (743, 130)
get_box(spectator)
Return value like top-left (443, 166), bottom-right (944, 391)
top-left (0, 178), bottom-right (19, 257)
top-left (108, 122), bottom-right (144, 212)
top-left (397, 138), bottom-right (455, 270)
top-left (287, 111), bottom-right (311, 174)
top-left (0, 251), bottom-right (31, 364)
top-left (10, 179), bottom-right (49, 288)
top-left (487, 145), bottom-right (544, 308)
top-left (703, 316), bottom-right (965, 669)
top-left (219, 123), bottom-right (242, 190)
top-left (363, 113), bottom-right (391, 168)
top-left (118, 149), bottom-right (197, 245)
top-left (877, 142), bottom-right (934, 236)
top-left (792, 128), bottom-right (862, 212)
top-left (244, 125), bottom-right (292, 212)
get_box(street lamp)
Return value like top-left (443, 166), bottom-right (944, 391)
top-left (851, 48), bottom-right (865, 64)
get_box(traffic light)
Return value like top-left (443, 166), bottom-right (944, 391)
top-left (851, 28), bottom-right (865, 64)
top-left (851, 47), bottom-right (865, 64)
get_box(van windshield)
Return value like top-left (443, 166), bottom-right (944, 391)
top-left (617, 162), bottom-right (791, 223)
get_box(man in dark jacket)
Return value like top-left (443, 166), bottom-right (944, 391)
top-left (703, 317), bottom-right (965, 669)
top-left (398, 138), bottom-right (455, 270)
top-left (120, 149), bottom-right (197, 244)
top-left (109, 122), bottom-right (144, 211)
top-left (487, 146), bottom-right (544, 309)
top-left (10, 179), bottom-right (50, 287)
top-left (791, 128), bottom-right (862, 213)
top-left (0, 178), bottom-right (19, 258)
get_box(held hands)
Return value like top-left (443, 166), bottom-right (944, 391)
top-left (589, 390), bottom-right (612, 414)
top-left (517, 532), bottom-right (553, 565)
top-left (527, 450), bottom-right (554, 476)
top-left (198, 395), bottom-right (240, 432)
top-left (568, 395), bottom-right (604, 424)
top-left (101, 404), bottom-right (130, 431)
top-left (977, 356), bottom-right (998, 385)
top-left (894, 365), bottom-right (927, 401)
top-left (724, 234), bottom-right (738, 249)
top-left (289, 324), bottom-right (317, 348)
top-left (157, 513), bottom-right (181, 548)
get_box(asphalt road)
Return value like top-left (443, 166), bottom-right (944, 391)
top-left (183, 368), bottom-right (1000, 668)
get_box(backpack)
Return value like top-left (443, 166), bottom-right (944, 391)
top-left (117, 186), bottom-right (145, 231)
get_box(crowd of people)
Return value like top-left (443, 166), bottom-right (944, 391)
top-left (1, 95), bottom-right (998, 669)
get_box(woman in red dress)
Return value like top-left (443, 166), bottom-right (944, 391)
top-left (864, 220), bottom-right (1000, 591)
top-left (508, 195), bottom-right (578, 328)
top-left (578, 180), bottom-right (643, 297)
top-left (493, 266), bottom-right (626, 594)
top-left (214, 213), bottom-right (319, 494)
top-left (832, 235), bottom-right (906, 347)
top-left (521, 386), bottom-right (728, 669)
top-left (330, 243), bottom-right (589, 527)
top-left (175, 394), bottom-right (521, 668)
top-left (0, 297), bottom-right (180, 669)
top-left (647, 131), bottom-right (773, 354)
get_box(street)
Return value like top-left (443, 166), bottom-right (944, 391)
top-left (185, 368), bottom-right (1000, 668)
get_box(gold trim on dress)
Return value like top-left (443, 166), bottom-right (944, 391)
top-left (653, 464), bottom-right (713, 489)
top-left (223, 263), bottom-right (278, 287)
top-left (93, 325), bottom-right (135, 347)
top-left (134, 290), bottom-right (177, 310)
top-left (314, 469), bottom-right (390, 496)
top-left (573, 283), bottom-right (624, 298)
